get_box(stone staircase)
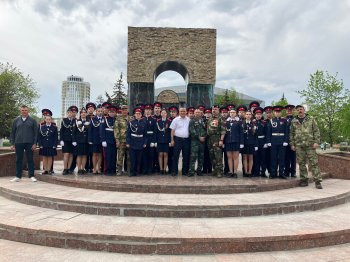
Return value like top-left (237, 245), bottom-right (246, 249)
top-left (0, 172), bottom-right (350, 256)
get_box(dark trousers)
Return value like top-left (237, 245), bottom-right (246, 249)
top-left (168, 146), bottom-right (174, 173)
top-left (285, 145), bottom-right (296, 176)
top-left (142, 146), bottom-right (154, 173)
top-left (223, 148), bottom-right (229, 174)
top-left (103, 144), bottom-right (116, 174)
top-left (253, 145), bottom-right (266, 176)
top-left (202, 140), bottom-right (212, 173)
top-left (85, 147), bottom-right (93, 171)
top-left (172, 136), bottom-right (190, 175)
top-left (15, 143), bottom-right (34, 178)
top-left (265, 147), bottom-right (272, 174)
top-left (270, 145), bottom-right (286, 177)
top-left (130, 148), bottom-right (143, 176)
top-left (69, 155), bottom-right (77, 171)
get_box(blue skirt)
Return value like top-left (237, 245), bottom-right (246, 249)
top-left (91, 144), bottom-right (102, 153)
top-left (225, 142), bottom-right (239, 152)
top-left (76, 143), bottom-right (89, 156)
top-left (62, 142), bottom-right (74, 154)
top-left (39, 147), bottom-right (57, 156)
top-left (157, 143), bottom-right (169, 153)
top-left (242, 144), bottom-right (255, 155)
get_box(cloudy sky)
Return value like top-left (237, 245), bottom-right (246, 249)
top-left (1, 0), bottom-right (349, 116)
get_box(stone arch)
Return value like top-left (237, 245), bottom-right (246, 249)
top-left (127, 27), bottom-right (216, 110)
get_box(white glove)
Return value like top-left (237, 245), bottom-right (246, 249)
top-left (60, 141), bottom-right (64, 146)
top-left (283, 142), bottom-right (288, 146)
top-left (154, 143), bottom-right (157, 147)
top-left (72, 142), bottom-right (77, 147)
top-left (102, 141), bottom-right (107, 147)
top-left (267, 143), bottom-right (271, 147)
top-left (77, 121), bottom-right (82, 125)
top-left (240, 144), bottom-right (244, 149)
top-left (89, 142), bottom-right (93, 145)
top-left (150, 143), bottom-right (155, 147)
top-left (255, 147), bottom-right (258, 151)
top-left (263, 144), bottom-right (268, 148)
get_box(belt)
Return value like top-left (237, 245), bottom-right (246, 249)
top-left (272, 133), bottom-right (285, 136)
top-left (105, 128), bottom-right (113, 131)
top-left (131, 134), bottom-right (143, 137)
top-left (146, 131), bottom-right (154, 134)
top-left (175, 136), bottom-right (189, 139)
top-left (258, 135), bottom-right (265, 139)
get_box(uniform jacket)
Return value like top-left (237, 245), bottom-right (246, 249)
top-left (189, 117), bottom-right (207, 141)
top-left (143, 115), bottom-right (157, 146)
top-left (38, 123), bottom-right (58, 148)
top-left (60, 118), bottom-right (75, 142)
top-left (224, 117), bottom-right (243, 144)
top-left (289, 114), bottom-right (320, 147)
top-left (114, 115), bottom-right (133, 144)
top-left (73, 119), bottom-right (90, 144)
top-left (242, 120), bottom-right (258, 146)
top-left (254, 119), bottom-right (267, 146)
top-left (155, 118), bottom-right (171, 144)
top-left (126, 118), bottom-right (147, 150)
top-left (88, 116), bottom-right (103, 145)
top-left (266, 117), bottom-right (289, 145)
top-left (207, 115), bottom-right (226, 140)
top-left (100, 116), bottom-right (116, 144)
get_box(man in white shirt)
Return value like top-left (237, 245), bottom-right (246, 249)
top-left (170, 108), bottom-right (190, 176)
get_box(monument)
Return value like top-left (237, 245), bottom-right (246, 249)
top-left (127, 26), bottom-right (216, 110)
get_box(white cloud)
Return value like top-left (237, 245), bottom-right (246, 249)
top-left (0, 0), bottom-right (349, 116)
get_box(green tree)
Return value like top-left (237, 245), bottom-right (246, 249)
top-left (111, 72), bottom-right (127, 106)
top-left (271, 93), bottom-right (289, 117)
top-left (215, 88), bottom-right (242, 106)
top-left (338, 99), bottom-right (350, 142)
top-left (0, 62), bottom-right (39, 138)
top-left (298, 70), bottom-right (349, 146)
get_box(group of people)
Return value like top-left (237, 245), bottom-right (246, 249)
top-left (9, 99), bottom-right (323, 189)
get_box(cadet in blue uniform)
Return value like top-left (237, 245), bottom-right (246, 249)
top-left (38, 109), bottom-right (58, 175)
top-left (142, 104), bottom-right (157, 175)
top-left (264, 106), bottom-right (273, 176)
top-left (266, 105), bottom-right (288, 179)
top-left (224, 108), bottom-right (243, 178)
top-left (60, 106), bottom-right (77, 175)
top-left (100, 105), bottom-right (117, 175)
top-left (237, 105), bottom-right (248, 176)
top-left (242, 110), bottom-right (258, 177)
top-left (126, 108), bottom-right (147, 176)
top-left (284, 104), bottom-right (296, 177)
top-left (88, 105), bottom-right (104, 174)
top-left (73, 108), bottom-right (90, 174)
top-left (220, 107), bottom-right (229, 176)
top-left (85, 102), bottom-right (96, 173)
top-left (156, 108), bottom-right (171, 175)
top-left (252, 107), bottom-right (268, 177)
top-left (167, 106), bottom-right (178, 174)
top-left (152, 102), bottom-right (162, 173)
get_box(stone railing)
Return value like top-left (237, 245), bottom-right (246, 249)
top-left (318, 152), bottom-right (350, 180)
top-left (0, 147), bottom-right (63, 177)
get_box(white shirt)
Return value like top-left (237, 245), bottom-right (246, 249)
top-left (170, 116), bottom-right (190, 138)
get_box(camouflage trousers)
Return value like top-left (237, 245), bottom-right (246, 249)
top-left (207, 136), bottom-right (223, 176)
top-left (117, 143), bottom-right (129, 173)
top-left (189, 140), bottom-right (205, 175)
top-left (296, 145), bottom-right (322, 182)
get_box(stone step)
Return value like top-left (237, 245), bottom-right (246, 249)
top-left (1, 196), bottom-right (350, 254)
top-left (0, 178), bottom-right (348, 218)
top-left (1, 238), bottom-right (350, 261)
top-left (35, 171), bottom-right (330, 194)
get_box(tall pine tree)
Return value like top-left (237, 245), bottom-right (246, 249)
top-left (111, 73), bottom-right (127, 106)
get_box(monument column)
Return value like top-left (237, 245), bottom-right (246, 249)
top-left (128, 82), bottom-right (154, 111)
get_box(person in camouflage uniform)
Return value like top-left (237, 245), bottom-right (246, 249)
top-left (114, 105), bottom-right (133, 176)
top-left (189, 109), bottom-right (207, 176)
top-left (207, 105), bottom-right (226, 178)
top-left (289, 105), bottom-right (322, 189)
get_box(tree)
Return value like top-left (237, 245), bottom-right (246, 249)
top-left (271, 93), bottom-right (289, 117)
top-left (111, 72), bottom-right (127, 106)
top-left (215, 88), bottom-right (242, 106)
top-left (338, 98), bottom-right (350, 142)
top-left (0, 62), bottom-right (39, 138)
top-left (298, 70), bottom-right (349, 146)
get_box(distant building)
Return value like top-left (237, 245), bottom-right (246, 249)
top-left (61, 75), bottom-right (90, 117)
top-left (154, 86), bottom-right (265, 108)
